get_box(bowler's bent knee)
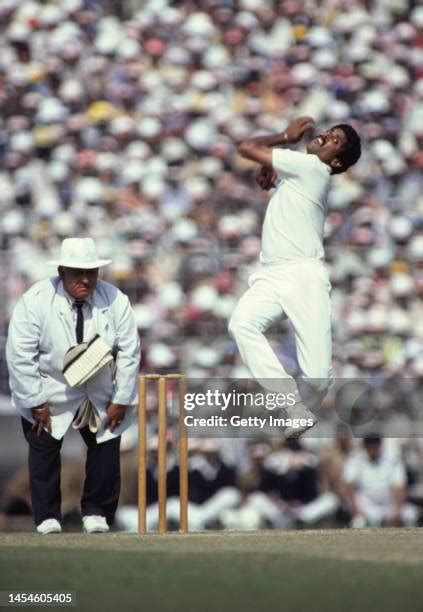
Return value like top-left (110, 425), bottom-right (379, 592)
top-left (228, 310), bottom-right (264, 341)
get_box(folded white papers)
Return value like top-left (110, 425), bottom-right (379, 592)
top-left (72, 398), bottom-right (101, 433)
top-left (63, 334), bottom-right (113, 387)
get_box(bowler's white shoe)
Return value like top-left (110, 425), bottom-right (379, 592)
top-left (82, 515), bottom-right (109, 533)
top-left (284, 404), bottom-right (317, 438)
top-left (36, 518), bottom-right (62, 535)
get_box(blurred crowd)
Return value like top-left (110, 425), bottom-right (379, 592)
top-left (0, 0), bottom-right (422, 384)
top-left (0, 0), bottom-right (422, 528)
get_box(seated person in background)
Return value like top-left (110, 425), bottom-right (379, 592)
top-left (116, 437), bottom-right (240, 531)
top-left (342, 433), bottom-right (419, 528)
top-left (224, 438), bottom-right (338, 529)
top-left (318, 424), bottom-right (357, 522)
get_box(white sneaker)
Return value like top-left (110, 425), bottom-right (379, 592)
top-left (351, 515), bottom-right (367, 529)
top-left (36, 518), bottom-right (62, 534)
top-left (284, 403), bottom-right (317, 438)
top-left (82, 515), bottom-right (109, 533)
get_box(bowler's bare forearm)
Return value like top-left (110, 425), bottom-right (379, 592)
top-left (238, 133), bottom-right (288, 167)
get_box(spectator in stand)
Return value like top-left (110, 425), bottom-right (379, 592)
top-left (343, 433), bottom-right (419, 528)
top-left (319, 424), bottom-right (356, 499)
top-left (223, 438), bottom-right (338, 529)
top-left (116, 437), bottom-right (240, 532)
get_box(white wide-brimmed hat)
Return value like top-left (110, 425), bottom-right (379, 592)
top-left (48, 237), bottom-right (112, 269)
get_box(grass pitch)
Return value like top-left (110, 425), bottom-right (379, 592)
top-left (1, 529), bottom-right (422, 612)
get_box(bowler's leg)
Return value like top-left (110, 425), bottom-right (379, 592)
top-left (228, 274), bottom-right (294, 391)
top-left (282, 265), bottom-right (333, 409)
top-left (79, 427), bottom-right (121, 525)
top-left (21, 417), bottom-right (63, 527)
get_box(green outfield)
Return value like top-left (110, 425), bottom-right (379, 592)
top-left (1, 529), bottom-right (422, 612)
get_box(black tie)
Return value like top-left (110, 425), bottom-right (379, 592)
top-left (74, 300), bottom-right (85, 343)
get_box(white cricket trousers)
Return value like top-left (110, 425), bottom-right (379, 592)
top-left (229, 260), bottom-right (333, 402)
top-left (356, 493), bottom-right (418, 527)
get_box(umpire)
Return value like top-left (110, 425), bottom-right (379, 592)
top-left (6, 237), bottom-right (140, 534)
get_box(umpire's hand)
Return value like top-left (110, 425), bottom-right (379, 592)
top-left (105, 403), bottom-right (127, 432)
top-left (31, 403), bottom-right (52, 437)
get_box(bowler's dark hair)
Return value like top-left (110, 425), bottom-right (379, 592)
top-left (331, 124), bottom-right (361, 174)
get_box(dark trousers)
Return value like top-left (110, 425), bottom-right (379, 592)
top-left (21, 418), bottom-right (121, 527)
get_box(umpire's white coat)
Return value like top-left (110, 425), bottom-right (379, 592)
top-left (6, 277), bottom-right (140, 442)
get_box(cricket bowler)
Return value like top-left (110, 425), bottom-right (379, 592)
top-left (229, 116), bottom-right (361, 437)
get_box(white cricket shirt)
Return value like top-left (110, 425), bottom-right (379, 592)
top-left (343, 450), bottom-right (406, 506)
top-left (260, 149), bottom-right (332, 264)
